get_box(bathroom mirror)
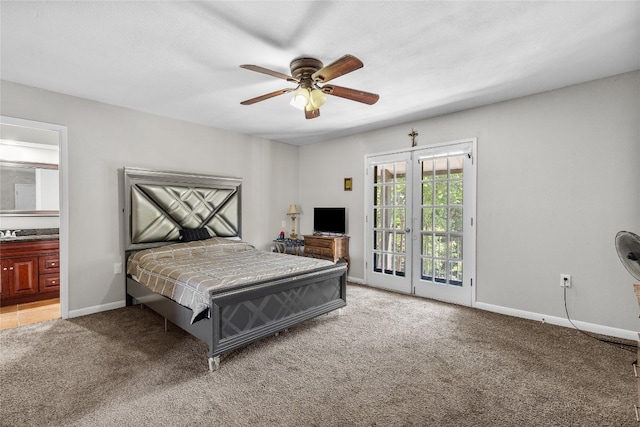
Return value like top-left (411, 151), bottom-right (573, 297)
top-left (0, 161), bottom-right (59, 216)
top-left (1, 121), bottom-right (60, 217)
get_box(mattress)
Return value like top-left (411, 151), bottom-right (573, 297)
top-left (127, 237), bottom-right (344, 322)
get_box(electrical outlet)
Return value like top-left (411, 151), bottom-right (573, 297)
top-left (113, 262), bottom-right (122, 275)
top-left (282, 220), bottom-right (286, 228)
top-left (560, 274), bottom-right (571, 288)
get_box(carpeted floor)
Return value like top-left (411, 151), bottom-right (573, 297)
top-left (0, 283), bottom-right (636, 426)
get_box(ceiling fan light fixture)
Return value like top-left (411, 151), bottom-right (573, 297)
top-left (291, 87), bottom-right (310, 110)
top-left (309, 87), bottom-right (326, 109)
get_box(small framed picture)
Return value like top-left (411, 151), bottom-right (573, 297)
top-left (344, 177), bottom-right (352, 191)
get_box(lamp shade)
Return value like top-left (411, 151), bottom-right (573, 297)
top-left (291, 87), bottom-right (310, 110)
top-left (287, 204), bottom-right (300, 215)
top-left (309, 88), bottom-right (326, 109)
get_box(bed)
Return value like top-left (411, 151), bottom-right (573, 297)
top-left (123, 167), bottom-right (347, 371)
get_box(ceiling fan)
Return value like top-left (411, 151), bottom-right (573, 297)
top-left (240, 54), bottom-right (379, 119)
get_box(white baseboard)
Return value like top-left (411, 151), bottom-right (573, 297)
top-left (347, 276), bottom-right (365, 284)
top-left (475, 301), bottom-right (637, 341)
top-left (67, 300), bottom-right (126, 319)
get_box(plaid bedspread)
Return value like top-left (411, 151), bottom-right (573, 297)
top-left (127, 237), bottom-right (343, 322)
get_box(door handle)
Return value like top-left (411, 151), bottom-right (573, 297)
top-left (404, 227), bottom-right (411, 233)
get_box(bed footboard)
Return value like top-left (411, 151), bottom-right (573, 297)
top-left (126, 262), bottom-right (347, 371)
top-left (209, 263), bottom-right (347, 359)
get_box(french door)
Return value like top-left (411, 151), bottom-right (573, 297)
top-left (365, 151), bottom-right (413, 293)
top-left (365, 140), bottom-right (476, 306)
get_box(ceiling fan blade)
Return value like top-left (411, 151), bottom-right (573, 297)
top-left (321, 85), bottom-right (379, 105)
top-left (312, 55), bottom-right (363, 83)
top-left (305, 108), bottom-right (320, 119)
top-left (240, 65), bottom-right (298, 83)
top-left (240, 88), bottom-right (294, 105)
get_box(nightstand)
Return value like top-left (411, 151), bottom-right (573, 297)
top-left (273, 239), bottom-right (304, 256)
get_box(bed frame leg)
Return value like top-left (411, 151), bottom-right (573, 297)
top-left (208, 356), bottom-right (220, 372)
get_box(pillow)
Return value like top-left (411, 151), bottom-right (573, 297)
top-left (179, 228), bottom-right (211, 242)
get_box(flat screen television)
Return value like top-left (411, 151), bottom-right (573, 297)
top-left (313, 207), bottom-right (346, 235)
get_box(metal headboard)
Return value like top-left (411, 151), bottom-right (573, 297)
top-left (123, 167), bottom-right (242, 251)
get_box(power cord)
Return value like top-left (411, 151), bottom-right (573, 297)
top-left (563, 285), bottom-right (636, 353)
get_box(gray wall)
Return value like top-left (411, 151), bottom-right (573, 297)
top-left (1, 71), bottom-right (638, 336)
top-left (298, 71), bottom-right (640, 334)
top-left (1, 80), bottom-right (299, 315)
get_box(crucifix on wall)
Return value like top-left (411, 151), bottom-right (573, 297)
top-left (408, 128), bottom-right (418, 147)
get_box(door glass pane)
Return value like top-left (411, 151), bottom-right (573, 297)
top-left (422, 159), bottom-right (434, 179)
top-left (381, 184), bottom-right (393, 205)
top-left (449, 180), bottom-right (463, 204)
top-left (394, 183), bottom-right (405, 205)
top-left (422, 208), bottom-right (433, 231)
top-left (373, 253), bottom-right (382, 272)
top-left (449, 235), bottom-right (462, 259)
top-left (434, 208), bottom-right (447, 232)
top-left (434, 260), bottom-right (446, 282)
top-left (435, 181), bottom-right (448, 205)
top-left (423, 234), bottom-right (433, 257)
top-left (374, 186), bottom-right (382, 205)
top-left (434, 158), bottom-right (448, 179)
top-left (395, 233), bottom-right (406, 253)
top-left (449, 261), bottom-right (463, 286)
top-left (449, 156), bottom-right (464, 178)
top-left (422, 181), bottom-right (433, 205)
top-left (422, 258), bottom-right (433, 280)
top-left (382, 208), bottom-right (393, 228)
top-left (396, 207), bottom-right (406, 229)
top-left (374, 231), bottom-right (382, 250)
top-left (449, 207), bottom-right (463, 232)
top-left (395, 255), bottom-right (406, 276)
top-left (434, 234), bottom-right (447, 258)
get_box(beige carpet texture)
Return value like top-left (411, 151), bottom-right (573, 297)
top-left (0, 284), bottom-right (636, 426)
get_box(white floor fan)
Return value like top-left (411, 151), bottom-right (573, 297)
top-left (615, 230), bottom-right (640, 282)
top-left (616, 231), bottom-right (640, 421)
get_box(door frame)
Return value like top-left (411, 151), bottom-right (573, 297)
top-left (1, 116), bottom-right (69, 319)
top-left (364, 138), bottom-right (477, 307)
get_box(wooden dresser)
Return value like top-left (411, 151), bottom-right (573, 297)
top-left (0, 239), bottom-right (59, 305)
top-left (303, 235), bottom-right (349, 270)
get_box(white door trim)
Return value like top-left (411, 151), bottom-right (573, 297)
top-left (1, 115), bottom-right (69, 319)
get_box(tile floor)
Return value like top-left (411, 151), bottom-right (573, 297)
top-left (0, 298), bottom-right (60, 330)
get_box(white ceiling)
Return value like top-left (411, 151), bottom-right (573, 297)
top-left (1, 1), bottom-right (638, 146)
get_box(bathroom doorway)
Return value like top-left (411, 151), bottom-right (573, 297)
top-left (0, 116), bottom-right (68, 324)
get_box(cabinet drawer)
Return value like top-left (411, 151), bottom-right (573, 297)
top-left (305, 238), bottom-right (333, 248)
top-left (39, 273), bottom-right (60, 291)
top-left (39, 255), bottom-right (60, 273)
top-left (305, 246), bottom-right (332, 258)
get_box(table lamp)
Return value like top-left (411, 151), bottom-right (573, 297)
top-left (287, 204), bottom-right (300, 239)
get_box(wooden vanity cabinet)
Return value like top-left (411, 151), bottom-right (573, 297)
top-left (1, 256), bottom-right (39, 298)
top-left (0, 240), bottom-right (59, 305)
